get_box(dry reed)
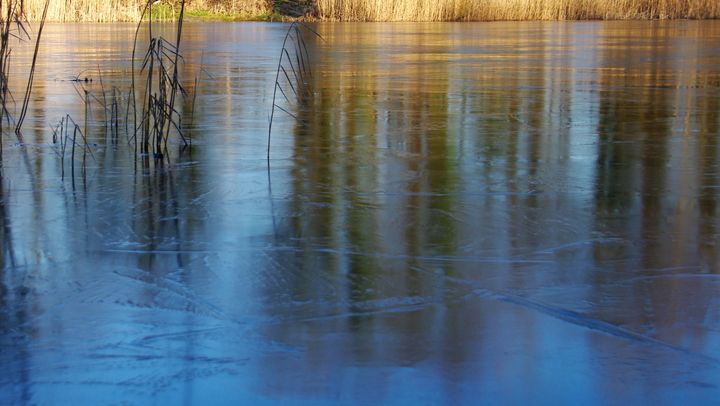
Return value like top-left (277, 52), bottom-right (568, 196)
top-left (131, 0), bottom-right (190, 159)
top-left (19, 0), bottom-right (720, 21)
top-left (268, 22), bottom-right (319, 160)
top-left (1, 0), bottom-right (49, 165)
top-left (22, 0), bottom-right (269, 22)
top-left (24, 0), bottom-right (143, 22)
top-left (315, 0), bottom-right (720, 21)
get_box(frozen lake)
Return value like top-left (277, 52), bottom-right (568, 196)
top-left (1, 21), bottom-right (719, 404)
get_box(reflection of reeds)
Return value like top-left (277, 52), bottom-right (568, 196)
top-left (187, 57), bottom-right (201, 146)
top-left (268, 22), bottom-right (320, 160)
top-left (316, 0), bottom-right (720, 20)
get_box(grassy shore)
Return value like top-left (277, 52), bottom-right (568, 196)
top-left (22, 0), bottom-right (720, 22)
top-left (316, 0), bottom-right (720, 21)
top-left (22, 0), bottom-right (272, 22)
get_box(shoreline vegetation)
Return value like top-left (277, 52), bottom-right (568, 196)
top-left (21, 0), bottom-right (720, 22)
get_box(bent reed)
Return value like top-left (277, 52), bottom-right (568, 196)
top-left (21, 0), bottom-right (720, 22)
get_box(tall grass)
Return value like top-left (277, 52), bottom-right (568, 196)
top-left (24, 0), bottom-right (144, 22)
top-left (18, 0), bottom-right (720, 21)
top-left (315, 0), bottom-right (720, 21)
top-left (22, 0), bottom-right (269, 22)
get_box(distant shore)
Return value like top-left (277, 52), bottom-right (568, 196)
top-left (22, 0), bottom-right (720, 22)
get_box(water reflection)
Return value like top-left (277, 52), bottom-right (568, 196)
top-left (264, 21), bottom-right (720, 403)
top-left (0, 21), bottom-right (719, 404)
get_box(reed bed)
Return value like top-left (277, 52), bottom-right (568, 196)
top-left (315, 0), bottom-right (720, 21)
top-left (22, 0), bottom-right (269, 22)
top-left (18, 0), bottom-right (720, 21)
top-left (23, 0), bottom-right (143, 22)
top-left (186, 0), bottom-right (269, 17)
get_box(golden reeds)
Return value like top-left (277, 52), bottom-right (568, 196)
top-left (23, 0), bottom-right (143, 22)
top-left (19, 0), bottom-right (720, 22)
top-left (315, 0), bottom-right (720, 21)
top-left (22, 0), bottom-right (270, 22)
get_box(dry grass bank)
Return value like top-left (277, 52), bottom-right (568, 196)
top-left (22, 0), bottom-right (270, 22)
top-left (315, 0), bottom-right (720, 21)
top-left (19, 0), bottom-right (720, 21)
top-left (22, 0), bottom-right (140, 21)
